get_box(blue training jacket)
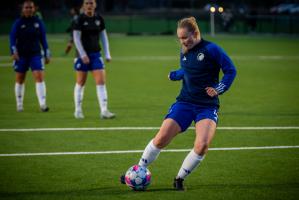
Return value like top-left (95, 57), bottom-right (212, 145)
top-left (9, 16), bottom-right (50, 57)
top-left (171, 39), bottom-right (237, 108)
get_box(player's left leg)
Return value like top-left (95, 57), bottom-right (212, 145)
top-left (31, 56), bottom-right (48, 112)
top-left (92, 69), bottom-right (115, 119)
top-left (32, 70), bottom-right (49, 112)
top-left (174, 119), bottom-right (216, 190)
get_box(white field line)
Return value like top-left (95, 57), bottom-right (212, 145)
top-left (0, 63), bottom-right (11, 67)
top-left (1, 145), bottom-right (298, 157)
top-left (0, 126), bottom-right (299, 132)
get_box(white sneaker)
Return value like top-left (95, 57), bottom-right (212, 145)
top-left (100, 110), bottom-right (116, 119)
top-left (74, 110), bottom-right (84, 119)
top-left (17, 105), bottom-right (23, 112)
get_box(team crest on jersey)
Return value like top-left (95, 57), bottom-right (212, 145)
top-left (83, 21), bottom-right (88, 26)
top-left (197, 53), bottom-right (205, 61)
top-left (95, 20), bottom-right (101, 26)
top-left (182, 56), bottom-right (187, 61)
top-left (21, 24), bottom-right (26, 29)
top-left (34, 23), bottom-right (39, 28)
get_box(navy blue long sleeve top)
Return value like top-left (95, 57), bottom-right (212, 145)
top-left (10, 16), bottom-right (50, 58)
top-left (171, 39), bottom-right (237, 108)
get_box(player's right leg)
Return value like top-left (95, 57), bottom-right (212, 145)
top-left (15, 72), bottom-right (26, 112)
top-left (140, 118), bottom-right (181, 166)
top-left (73, 58), bottom-right (89, 119)
top-left (14, 57), bottom-right (28, 112)
top-left (120, 118), bottom-right (181, 184)
top-left (74, 71), bottom-right (87, 119)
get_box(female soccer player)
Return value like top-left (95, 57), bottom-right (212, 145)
top-left (72, 0), bottom-right (115, 119)
top-left (10, 0), bottom-right (51, 112)
top-left (121, 17), bottom-right (237, 190)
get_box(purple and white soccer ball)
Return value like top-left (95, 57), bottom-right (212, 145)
top-left (125, 165), bottom-right (151, 190)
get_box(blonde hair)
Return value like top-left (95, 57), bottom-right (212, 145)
top-left (177, 17), bottom-right (201, 39)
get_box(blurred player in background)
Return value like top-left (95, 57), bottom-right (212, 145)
top-left (72, 0), bottom-right (115, 119)
top-left (64, 7), bottom-right (80, 55)
top-left (121, 17), bottom-right (237, 190)
top-left (10, 0), bottom-right (51, 112)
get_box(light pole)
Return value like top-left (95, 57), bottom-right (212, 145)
top-left (210, 6), bottom-right (224, 37)
top-left (210, 6), bottom-right (216, 37)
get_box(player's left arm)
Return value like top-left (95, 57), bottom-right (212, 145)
top-left (206, 43), bottom-right (237, 96)
top-left (39, 19), bottom-right (51, 64)
top-left (100, 29), bottom-right (111, 62)
top-left (99, 16), bottom-right (111, 62)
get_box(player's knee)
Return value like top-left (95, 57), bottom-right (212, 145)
top-left (96, 80), bottom-right (105, 85)
top-left (16, 77), bottom-right (25, 84)
top-left (35, 76), bottom-right (43, 82)
top-left (76, 79), bottom-right (86, 86)
top-left (194, 141), bottom-right (209, 155)
top-left (153, 137), bottom-right (167, 149)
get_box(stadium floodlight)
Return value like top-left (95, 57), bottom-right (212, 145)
top-left (218, 7), bottom-right (224, 13)
top-left (210, 6), bottom-right (216, 13)
top-left (210, 6), bottom-right (216, 37)
top-left (209, 5), bottom-right (224, 37)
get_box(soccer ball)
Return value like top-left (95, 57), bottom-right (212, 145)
top-left (125, 165), bottom-right (151, 191)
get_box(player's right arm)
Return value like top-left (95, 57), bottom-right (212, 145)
top-left (73, 16), bottom-right (89, 64)
top-left (169, 49), bottom-right (185, 81)
top-left (9, 19), bottom-right (20, 61)
top-left (73, 30), bottom-right (89, 64)
top-left (168, 68), bottom-right (185, 81)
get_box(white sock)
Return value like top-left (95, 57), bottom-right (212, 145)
top-left (15, 83), bottom-right (25, 107)
top-left (96, 84), bottom-right (108, 113)
top-left (35, 82), bottom-right (46, 108)
top-left (138, 139), bottom-right (161, 167)
top-left (74, 83), bottom-right (84, 112)
top-left (176, 149), bottom-right (204, 179)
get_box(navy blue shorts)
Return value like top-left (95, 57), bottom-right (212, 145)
top-left (13, 55), bottom-right (44, 73)
top-left (74, 52), bottom-right (104, 71)
top-left (165, 101), bottom-right (218, 132)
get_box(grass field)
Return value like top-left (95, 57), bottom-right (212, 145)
top-left (0, 34), bottom-right (299, 200)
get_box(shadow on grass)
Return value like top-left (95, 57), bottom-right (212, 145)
top-left (191, 182), bottom-right (299, 190)
top-left (0, 186), bottom-right (176, 199)
top-left (1, 182), bottom-right (298, 198)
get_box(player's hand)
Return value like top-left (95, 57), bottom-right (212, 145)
top-left (205, 87), bottom-right (218, 97)
top-left (12, 52), bottom-right (19, 61)
top-left (168, 68), bottom-right (184, 81)
top-left (82, 56), bottom-right (90, 64)
top-left (64, 43), bottom-right (73, 55)
top-left (45, 57), bottom-right (50, 64)
top-left (168, 71), bottom-right (176, 81)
